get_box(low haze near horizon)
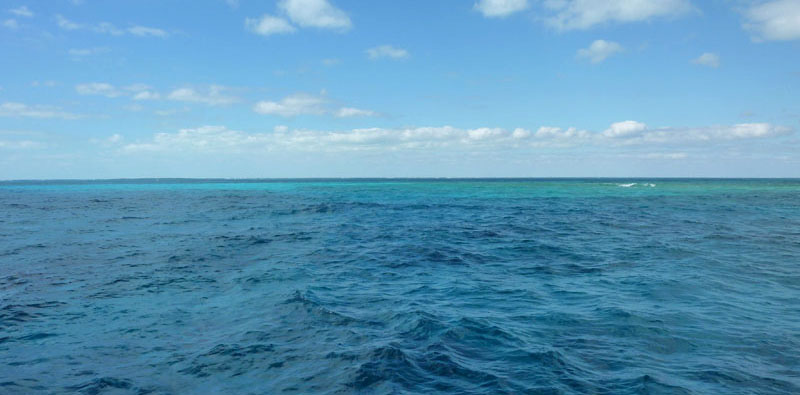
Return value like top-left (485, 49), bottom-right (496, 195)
top-left (1, 0), bottom-right (799, 179)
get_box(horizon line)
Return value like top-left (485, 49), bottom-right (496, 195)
top-left (2, 177), bottom-right (800, 183)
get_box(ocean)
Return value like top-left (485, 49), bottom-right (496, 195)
top-left (1, 179), bottom-right (798, 394)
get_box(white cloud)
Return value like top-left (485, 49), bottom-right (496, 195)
top-left (543, 0), bottom-right (694, 31)
top-left (132, 91), bottom-right (161, 101)
top-left (2, 18), bottom-right (17, 29)
top-left (124, 83), bottom-right (151, 92)
top-left (0, 102), bottom-right (81, 119)
top-left (55, 14), bottom-right (82, 30)
top-left (254, 93), bottom-right (377, 118)
top-left (74, 82), bottom-right (160, 100)
top-left (254, 93), bottom-right (328, 117)
top-left (576, 40), bottom-right (623, 63)
top-left (245, 15), bottom-right (296, 36)
top-left (167, 86), bottom-right (238, 106)
top-left (68, 47), bottom-right (109, 57)
top-left (128, 25), bottom-right (168, 37)
top-left (120, 122), bottom-right (793, 154)
top-left (366, 45), bottom-right (410, 60)
top-left (616, 123), bottom-right (792, 145)
top-left (9, 6), bottom-right (33, 17)
top-left (31, 80), bottom-right (57, 87)
top-left (532, 126), bottom-right (593, 146)
top-left (55, 15), bottom-right (167, 37)
top-left (474, 0), bottom-right (529, 18)
top-left (75, 82), bottom-right (123, 98)
top-left (637, 152), bottom-right (688, 159)
top-left (155, 107), bottom-right (190, 117)
top-left (603, 120), bottom-right (647, 138)
top-left (727, 123), bottom-right (788, 138)
top-left (278, 0), bottom-right (351, 30)
top-left (743, 0), bottom-right (800, 41)
top-left (94, 22), bottom-right (124, 35)
top-left (90, 134), bottom-right (124, 146)
top-left (335, 107), bottom-right (377, 118)
top-left (0, 139), bottom-right (43, 149)
top-left (692, 52), bottom-right (720, 68)
top-left (322, 58), bottom-right (341, 66)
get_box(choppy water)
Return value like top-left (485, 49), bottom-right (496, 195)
top-left (1, 179), bottom-right (799, 394)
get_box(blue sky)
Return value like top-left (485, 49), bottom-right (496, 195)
top-left (1, 0), bottom-right (799, 178)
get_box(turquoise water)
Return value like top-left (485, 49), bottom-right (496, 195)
top-left (1, 179), bottom-right (798, 394)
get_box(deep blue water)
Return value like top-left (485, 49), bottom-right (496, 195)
top-left (1, 179), bottom-right (799, 394)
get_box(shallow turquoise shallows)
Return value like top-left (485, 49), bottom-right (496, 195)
top-left (1, 179), bottom-right (798, 394)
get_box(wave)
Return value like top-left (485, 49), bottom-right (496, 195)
top-left (617, 182), bottom-right (656, 188)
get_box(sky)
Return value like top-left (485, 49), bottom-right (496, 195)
top-left (1, 0), bottom-right (799, 179)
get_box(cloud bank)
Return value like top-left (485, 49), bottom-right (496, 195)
top-left (120, 122), bottom-right (793, 154)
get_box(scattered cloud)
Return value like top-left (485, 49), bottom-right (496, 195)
top-left (9, 6), bottom-right (34, 17)
top-left (120, 122), bottom-right (793, 154)
top-left (128, 25), bottom-right (168, 37)
top-left (245, 15), bottom-right (296, 36)
top-left (155, 107), bottom-right (191, 117)
top-left (279, 0), bottom-right (352, 30)
top-left (132, 91), bottom-right (161, 101)
top-left (474, 0), bottom-right (529, 18)
top-left (743, 0), bottom-right (800, 41)
top-left (0, 139), bottom-right (44, 149)
top-left (322, 58), bottom-right (341, 66)
top-left (74, 82), bottom-right (164, 101)
top-left (0, 102), bottom-right (81, 119)
top-left (68, 47), bottom-right (109, 58)
top-left (123, 84), bottom-right (162, 100)
top-left (254, 93), bottom-right (377, 118)
top-left (167, 86), bottom-right (238, 106)
top-left (90, 134), bottom-right (124, 146)
top-left (31, 80), bottom-right (58, 87)
top-left (542, 0), bottom-right (694, 31)
top-left (692, 52), bottom-right (720, 68)
top-left (366, 45), bottom-right (410, 60)
top-left (245, 0), bottom-right (351, 37)
top-left (577, 40), bottom-right (623, 63)
top-left (55, 14), bottom-right (82, 30)
top-left (55, 15), bottom-right (168, 37)
top-left (254, 93), bottom-right (328, 116)
top-left (2, 18), bottom-right (17, 29)
top-left (335, 107), bottom-right (377, 118)
top-left (75, 82), bottom-right (123, 98)
top-left (93, 22), bottom-right (124, 35)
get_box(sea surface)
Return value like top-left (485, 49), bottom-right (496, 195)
top-left (1, 179), bottom-right (798, 394)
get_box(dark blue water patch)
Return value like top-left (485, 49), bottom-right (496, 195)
top-left (0, 179), bottom-right (799, 394)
